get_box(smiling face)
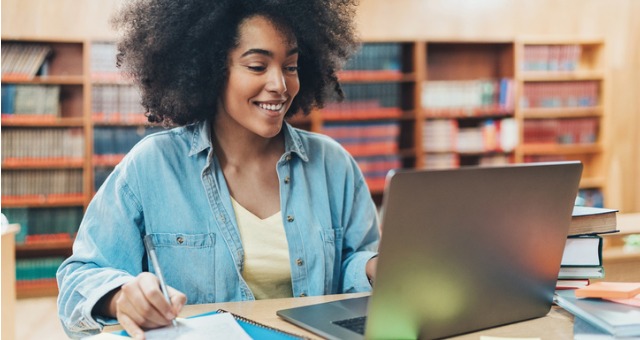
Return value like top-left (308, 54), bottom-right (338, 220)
top-left (216, 15), bottom-right (300, 140)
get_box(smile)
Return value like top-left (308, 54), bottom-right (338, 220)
top-left (257, 102), bottom-right (285, 111)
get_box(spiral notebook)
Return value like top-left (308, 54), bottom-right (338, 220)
top-left (113, 309), bottom-right (306, 339)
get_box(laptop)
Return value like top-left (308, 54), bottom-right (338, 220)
top-left (277, 161), bottom-right (583, 339)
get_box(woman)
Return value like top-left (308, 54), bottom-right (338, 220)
top-left (57, 0), bottom-right (380, 338)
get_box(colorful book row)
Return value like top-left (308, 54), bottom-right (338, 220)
top-left (343, 43), bottom-right (403, 72)
top-left (92, 84), bottom-right (145, 117)
top-left (355, 155), bottom-right (402, 192)
top-left (1, 84), bottom-right (60, 115)
top-left (322, 121), bottom-right (400, 157)
top-left (521, 44), bottom-right (582, 72)
top-left (2, 207), bottom-right (83, 243)
top-left (90, 42), bottom-right (122, 82)
top-left (422, 118), bottom-right (518, 153)
top-left (1, 128), bottom-right (84, 164)
top-left (16, 256), bottom-right (65, 281)
top-left (0, 42), bottom-right (52, 79)
top-left (421, 78), bottom-right (514, 110)
top-left (422, 153), bottom-right (512, 170)
top-left (523, 118), bottom-right (598, 145)
top-left (93, 126), bottom-right (164, 159)
top-left (1, 169), bottom-right (83, 198)
top-left (520, 81), bottom-right (599, 108)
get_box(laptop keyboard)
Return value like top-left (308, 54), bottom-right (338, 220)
top-left (332, 316), bottom-right (367, 335)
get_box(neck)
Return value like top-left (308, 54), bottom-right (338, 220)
top-left (211, 117), bottom-right (285, 167)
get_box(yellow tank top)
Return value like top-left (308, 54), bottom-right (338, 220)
top-left (231, 197), bottom-right (293, 299)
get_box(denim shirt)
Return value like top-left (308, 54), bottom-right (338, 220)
top-left (56, 121), bottom-right (380, 338)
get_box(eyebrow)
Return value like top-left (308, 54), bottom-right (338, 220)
top-left (240, 47), bottom-right (299, 58)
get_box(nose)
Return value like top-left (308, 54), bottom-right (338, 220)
top-left (265, 68), bottom-right (287, 94)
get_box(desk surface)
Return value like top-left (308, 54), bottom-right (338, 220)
top-left (104, 292), bottom-right (575, 339)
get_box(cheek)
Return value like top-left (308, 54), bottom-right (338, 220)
top-left (287, 77), bottom-right (300, 97)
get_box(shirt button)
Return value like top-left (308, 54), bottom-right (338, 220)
top-left (284, 176), bottom-right (290, 184)
top-left (296, 258), bottom-right (304, 266)
top-left (176, 236), bottom-right (184, 244)
top-left (287, 215), bottom-right (294, 222)
top-left (285, 154), bottom-right (292, 161)
top-left (299, 293), bottom-right (307, 297)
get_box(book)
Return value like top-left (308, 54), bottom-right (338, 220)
top-left (559, 235), bottom-right (604, 280)
top-left (569, 206), bottom-right (618, 236)
top-left (558, 266), bottom-right (604, 280)
top-left (561, 235), bottom-right (602, 267)
top-left (575, 282), bottom-right (640, 299)
top-left (556, 279), bottom-right (590, 290)
top-left (555, 289), bottom-right (640, 337)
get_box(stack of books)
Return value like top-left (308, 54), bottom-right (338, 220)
top-left (557, 206), bottom-right (618, 290)
top-left (555, 282), bottom-right (640, 337)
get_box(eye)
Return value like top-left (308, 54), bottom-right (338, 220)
top-left (247, 65), bottom-right (266, 72)
top-left (284, 66), bottom-right (299, 74)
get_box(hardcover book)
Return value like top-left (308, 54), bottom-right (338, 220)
top-left (569, 206), bottom-right (618, 236)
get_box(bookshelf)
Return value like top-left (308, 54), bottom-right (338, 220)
top-left (89, 41), bottom-right (162, 193)
top-left (420, 42), bottom-right (516, 169)
top-left (515, 39), bottom-right (607, 207)
top-left (1, 37), bottom-right (609, 297)
top-left (1, 38), bottom-right (89, 297)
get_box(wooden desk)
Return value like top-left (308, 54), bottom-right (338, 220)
top-left (105, 292), bottom-right (575, 339)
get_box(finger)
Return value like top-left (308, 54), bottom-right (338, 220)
top-left (121, 277), bottom-right (170, 327)
top-left (118, 311), bottom-right (145, 340)
top-left (138, 274), bottom-right (177, 322)
top-left (168, 286), bottom-right (187, 315)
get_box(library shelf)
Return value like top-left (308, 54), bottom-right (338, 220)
top-left (337, 71), bottom-right (416, 83)
top-left (1, 116), bottom-right (85, 127)
top-left (515, 38), bottom-right (607, 204)
top-left (1, 37), bottom-right (91, 297)
top-left (519, 71), bottom-right (604, 82)
top-left (422, 107), bottom-right (513, 119)
top-left (92, 117), bottom-right (151, 126)
top-left (1, 196), bottom-right (85, 208)
top-left (16, 239), bottom-right (74, 254)
top-left (520, 143), bottom-right (602, 155)
top-left (93, 155), bottom-right (125, 168)
top-left (521, 106), bottom-right (603, 119)
top-left (1, 159), bottom-right (84, 169)
top-left (1, 75), bottom-right (84, 85)
top-left (16, 279), bottom-right (59, 299)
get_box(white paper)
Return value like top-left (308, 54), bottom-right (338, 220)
top-left (145, 312), bottom-right (252, 340)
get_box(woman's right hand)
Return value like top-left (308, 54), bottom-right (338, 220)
top-left (107, 272), bottom-right (187, 339)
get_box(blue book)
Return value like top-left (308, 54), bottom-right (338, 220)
top-left (555, 289), bottom-right (640, 337)
top-left (2, 84), bottom-right (16, 114)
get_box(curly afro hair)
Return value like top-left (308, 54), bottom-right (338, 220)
top-left (111, 0), bottom-right (360, 126)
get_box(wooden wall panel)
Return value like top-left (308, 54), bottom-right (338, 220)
top-left (2, 0), bottom-right (639, 212)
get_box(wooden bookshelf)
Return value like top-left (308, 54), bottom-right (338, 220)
top-left (1, 38), bottom-right (90, 298)
top-left (515, 39), bottom-right (607, 199)
top-left (1, 36), bottom-right (610, 297)
top-left (420, 41), bottom-right (516, 170)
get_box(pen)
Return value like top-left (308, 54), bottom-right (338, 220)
top-left (143, 235), bottom-right (178, 328)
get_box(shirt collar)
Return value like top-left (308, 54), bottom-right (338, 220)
top-left (188, 120), bottom-right (309, 163)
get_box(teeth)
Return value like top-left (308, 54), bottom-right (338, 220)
top-left (258, 103), bottom-right (284, 111)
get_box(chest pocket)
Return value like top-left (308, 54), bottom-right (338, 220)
top-left (147, 232), bottom-right (217, 303)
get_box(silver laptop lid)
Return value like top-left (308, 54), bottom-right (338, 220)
top-left (366, 161), bottom-right (582, 339)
